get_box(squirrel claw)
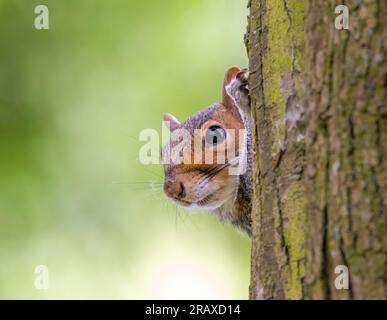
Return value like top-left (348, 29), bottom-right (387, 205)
top-left (230, 69), bottom-right (250, 113)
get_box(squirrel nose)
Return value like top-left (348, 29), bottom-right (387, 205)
top-left (164, 180), bottom-right (185, 199)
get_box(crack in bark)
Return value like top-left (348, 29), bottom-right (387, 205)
top-left (321, 204), bottom-right (331, 298)
top-left (339, 235), bottom-right (354, 299)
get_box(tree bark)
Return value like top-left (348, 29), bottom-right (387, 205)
top-left (246, 0), bottom-right (386, 299)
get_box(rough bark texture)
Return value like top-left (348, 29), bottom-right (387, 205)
top-left (246, 0), bottom-right (386, 299)
top-left (247, 0), bottom-right (306, 300)
top-left (303, 0), bottom-right (386, 299)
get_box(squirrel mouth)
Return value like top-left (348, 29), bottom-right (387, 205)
top-left (173, 195), bottom-right (213, 207)
top-left (172, 193), bottom-right (216, 208)
top-left (173, 198), bottom-right (192, 207)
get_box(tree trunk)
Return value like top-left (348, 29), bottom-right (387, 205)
top-left (246, 0), bottom-right (386, 299)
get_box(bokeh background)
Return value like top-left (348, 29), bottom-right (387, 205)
top-left (0, 0), bottom-right (250, 299)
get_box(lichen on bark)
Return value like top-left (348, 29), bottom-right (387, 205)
top-left (247, 0), bottom-right (306, 300)
top-left (247, 0), bottom-right (386, 299)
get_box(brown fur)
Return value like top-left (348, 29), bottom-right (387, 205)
top-left (162, 67), bottom-right (252, 236)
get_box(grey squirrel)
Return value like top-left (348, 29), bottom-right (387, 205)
top-left (162, 67), bottom-right (252, 236)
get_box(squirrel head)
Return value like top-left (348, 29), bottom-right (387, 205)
top-left (162, 67), bottom-right (249, 210)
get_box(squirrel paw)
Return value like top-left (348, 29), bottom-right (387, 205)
top-left (228, 69), bottom-right (250, 115)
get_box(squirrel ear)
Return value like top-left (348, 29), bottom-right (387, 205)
top-left (222, 66), bottom-right (241, 107)
top-left (163, 113), bottom-right (180, 131)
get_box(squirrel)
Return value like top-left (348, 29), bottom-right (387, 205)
top-left (162, 67), bottom-right (252, 236)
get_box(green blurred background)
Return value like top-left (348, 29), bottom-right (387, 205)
top-left (0, 0), bottom-right (250, 299)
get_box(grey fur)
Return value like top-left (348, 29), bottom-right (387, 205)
top-left (163, 69), bottom-right (252, 236)
top-left (214, 68), bottom-right (252, 235)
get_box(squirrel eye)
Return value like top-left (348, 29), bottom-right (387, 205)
top-left (205, 125), bottom-right (226, 145)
